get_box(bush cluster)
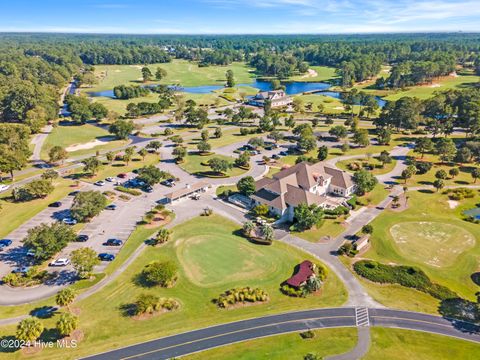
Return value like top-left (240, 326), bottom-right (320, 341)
top-left (2, 267), bottom-right (54, 287)
top-left (115, 186), bottom-right (142, 196)
top-left (353, 260), bottom-right (457, 300)
top-left (132, 293), bottom-right (179, 315)
top-left (215, 287), bottom-right (268, 308)
top-left (443, 187), bottom-right (475, 200)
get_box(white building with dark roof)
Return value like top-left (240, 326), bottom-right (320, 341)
top-left (250, 161), bottom-right (355, 222)
top-left (248, 90), bottom-right (292, 108)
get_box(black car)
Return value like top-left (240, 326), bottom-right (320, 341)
top-left (98, 253), bottom-right (115, 261)
top-left (68, 190), bottom-right (80, 196)
top-left (105, 204), bottom-right (117, 210)
top-left (279, 151), bottom-right (288, 156)
top-left (77, 235), bottom-right (89, 242)
top-left (272, 154), bottom-right (280, 160)
top-left (103, 239), bottom-right (123, 246)
top-left (143, 186), bottom-right (153, 193)
top-left (48, 201), bottom-right (62, 208)
top-left (161, 180), bottom-right (174, 187)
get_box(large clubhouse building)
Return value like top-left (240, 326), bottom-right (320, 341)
top-left (248, 90), bottom-right (292, 108)
top-left (250, 162), bottom-right (356, 222)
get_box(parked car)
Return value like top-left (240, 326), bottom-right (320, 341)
top-left (105, 204), bottom-right (117, 210)
top-left (279, 151), bottom-right (288, 156)
top-left (49, 258), bottom-right (70, 267)
top-left (62, 218), bottom-right (77, 225)
top-left (271, 154), bottom-right (280, 160)
top-left (103, 239), bottom-right (123, 246)
top-left (98, 253), bottom-right (115, 261)
top-left (106, 177), bottom-right (115, 182)
top-left (76, 235), bottom-right (89, 242)
top-left (143, 185), bottom-right (153, 193)
top-left (26, 249), bottom-right (36, 257)
top-left (68, 190), bottom-right (80, 196)
top-left (94, 180), bottom-right (106, 186)
top-left (0, 184), bottom-right (10, 192)
top-left (0, 239), bottom-right (13, 248)
top-left (48, 201), bottom-right (62, 208)
top-left (117, 173), bottom-right (128, 179)
top-left (12, 266), bottom-right (30, 274)
top-left (161, 179), bottom-right (174, 187)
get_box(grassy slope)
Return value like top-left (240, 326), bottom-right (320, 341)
top-left (0, 215), bottom-right (347, 359)
top-left (179, 152), bottom-right (247, 177)
top-left (364, 190), bottom-right (480, 300)
top-left (289, 66), bottom-right (338, 82)
top-left (184, 328), bottom-right (357, 360)
top-left (365, 328), bottom-right (480, 360)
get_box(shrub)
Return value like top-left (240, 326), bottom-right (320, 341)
top-left (115, 186), bottom-right (142, 196)
top-left (444, 188), bottom-right (475, 200)
top-left (214, 287), bottom-right (268, 308)
top-left (281, 284), bottom-right (304, 297)
top-left (141, 261), bottom-right (178, 287)
top-left (132, 294), bottom-right (179, 315)
top-left (353, 260), bottom-right (457, 300)
top-left (300, 330), bottom-right (315, 339)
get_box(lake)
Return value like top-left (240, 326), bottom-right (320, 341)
top-left (464, 207), bottom-right (480, 220)
top-left (87, 79), bottom-right (386, 107)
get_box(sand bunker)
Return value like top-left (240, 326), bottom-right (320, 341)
top-left (301, 68), bottom-right (318, 78)
top-left (65, 137), bottom-right (115, 152)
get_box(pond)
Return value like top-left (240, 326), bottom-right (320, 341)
top-left (87, 79), bottom-right (386, 107)
top-left (464, 207), bottom-right (480, 220)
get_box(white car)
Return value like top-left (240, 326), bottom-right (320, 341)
top-left (62, 218), bottom-right (77, 225)
top-left (49, 258), bottom-right (70, 267)
top-left (105, 177), bottom-right (115, 182)
top-left (94, 180), bottom-right (106, 186)
top-left (0, 184), bottom-right (10, 192)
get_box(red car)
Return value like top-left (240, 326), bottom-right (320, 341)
top-left (118, 173), bottom-right (128, 179)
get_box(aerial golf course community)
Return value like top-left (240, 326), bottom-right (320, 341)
top-left (1, 28), bottom-right (480, 360)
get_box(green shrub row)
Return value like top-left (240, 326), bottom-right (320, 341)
top-left (353, 260), bottom-right (457, 300)
top-left (214, 287), bottom-right (268, 308)
top-left (115, 186), bottom-right (142, 196)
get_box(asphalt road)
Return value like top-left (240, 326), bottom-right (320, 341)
top-left (81, 307), bottom-right (480, 360)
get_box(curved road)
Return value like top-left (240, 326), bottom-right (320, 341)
top-left (81, 307), bottom-right (480, 360)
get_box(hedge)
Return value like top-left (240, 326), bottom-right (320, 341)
top-left (353, 260), bottom-right (457, 300)
top-left (115, 186), bottom-right (142, 196)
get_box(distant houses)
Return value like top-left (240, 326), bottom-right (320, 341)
top-left (248, 90), bottom-right (292, 108)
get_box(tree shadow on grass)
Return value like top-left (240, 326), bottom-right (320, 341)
top-left (119, 303), bottom-right (137, 317)
top-left (418, 189), bottom-right (435, 194)
top-left (454, 180), bottom-right (470, 185)
top-left (30, 306), bottom-right (58, 319)
top-left (438, 298), bottom-right (480, 334)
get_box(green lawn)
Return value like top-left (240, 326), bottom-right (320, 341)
top-left (365, 327), bottom-right (480, 360)
top-left (289, 66), bottom-right (338, 82)
top-left (184, 328), bottom-right (357, 360)
top-left (179, 152), bottom-right (247, 177)
top-left (41, 122), bottom-right (127, 160)
top-left (364, 190), bottom-right (480, 301)
top-left (295, 218), bottom-right (347, 243)
top-left (336, 158), bottom-right (397, 176)
top-left (356, 184), bottom-right (390, 206)
top-left (0, 215), bottom-right (347, 359)
top-left (0, 178), bottom-right (75, 239)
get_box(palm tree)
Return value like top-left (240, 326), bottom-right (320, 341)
top-left (138, 148), bottom-right (148, 161)
top-left (242, 221), bottom-right (255, 237)
top-left (261, 224), bottom-right (274, 241)
top-left (16, 318), bottom-right (44, 343)
top-left (154, 228), bottom-right (171, 245)
top-left (56, 312), bottom-right (79, 337)
top-left (55, 288), bottom-right (76, 310)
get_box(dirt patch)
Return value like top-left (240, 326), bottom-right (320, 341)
top-left (66, 137), bottom-right (115, 152)
top-left (447, 200), bottom-right (459, 209)
top-left (145, 215), bottom-right (171, 229)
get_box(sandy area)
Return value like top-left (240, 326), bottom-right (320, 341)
top-left (114, 69), bottom-right (122, 73)
top-left (333, 106), bottom-right (345, 110)
top-left (65, 137), bottom-right (114, 152)
top-left (429, 83), bottom-right (441, 88)
top-left (447, 200), bottom-right (459, 209)
top-left (129, 65), bottom-right (143, 69)
top-left (301, 68), bottom-right (318, 78)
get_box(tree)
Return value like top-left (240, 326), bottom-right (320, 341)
top-left (55, 288), bottom-right (76, 309)
top-left (353, 169), bottom-right (378, 195)
top-left (138, 148), bottom-right (148, 161)
top-left (197, 141), bottom-right (211, 154)
top-left (472, 168), bottom-right (480, 183)
top-left (41, 169), bottom-right (59, 182)
top-left (106, 151), bottom-right (115, 163)
top-left (292, 97), bottom-right (305, 113)
top-left (12, 179), bottom-right (54, 201)
top-left (401, 165), bottom-right (417, 183)
top-left (242, 221), bottom-right (255, 237)
top-left (317, 145), bottom-right (328, 161)
top-left (201, 129), bottom-right (209, 141)
top-left (352, 129), bottom-right (370, 147)
top-left (23, 223), bottom-right (76, 263)
top-left (455, 147), bottom-right (472, 163)
top-left (234, 151), bottom-right (250, 168)
top-left (362, 224), bottom-right (373, 234)
top-left (433, 179), bottom-right (445, 192)
top-left (56, 312), bottom-right (79, 337)
top-left (414, 138), bottom-right (433, 158)
top-left (341, 143), bottom-right (350, 154)
top-left (329, 125), bottom-right (348, 140)
top-left (141, 261), bottom-right (178, 287)
top-left (214, 127), bottom-right (222, 138)
top-left (137, 165), bottom-right (167, 185)
top-left (90, 102), bottom-right (108, 121)
top-left (142, 66), bottom-right (153, 82)
top-left (16, 318), bottom-right (44, 343)
top-left (155, 67), bottom-right (167, 80)
top-left (285, 115), bottom-right (295, 128)
top-left (208, 158), bottom-right (232, 174)
top-left (48, 146), bottom-right (68, 164)
top-left (172, 146), bottom-right (187, 162)
top-left (436, 138), bottom-right (457, 163)
top-left (435, 169), bottom-right (448, 180)
top-left (153, 228), bottom-right (171, 245)
top-left (226, 69), bottom-right (235, 87)
top-left (123, 146), bottom-right (135, 165)
top-left (268, 130), bottom-right (284, 143)
top-left (260, 223), bottom-right (274, 241)
top-left (146, 140), bottom-right (162, 153)
top-left (71, 247), bottom-right (100, 279)
top-left (71, 190), bottom-right (107, 222)
top-left (297, 135), bottom-right (316, 152)
top-left (237, 176), bottom-right (256, 196)
top-left (294, 203), bottom-right (324, 231)
top-left (449, 167), bottom-right (459, 178)
top-left (378, 151), bottom-right (392, 167)
top-left (252, 204), bottom-right (269, 217)
top-left (377, 128), bottom-right (391, 145)
top-left (83, 156), bottom-right (102, 175)
top-left (109, 120), bottom-right (134, 139)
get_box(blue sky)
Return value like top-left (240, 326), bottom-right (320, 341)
top-left (1, 0), bottom-right (479, 34)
